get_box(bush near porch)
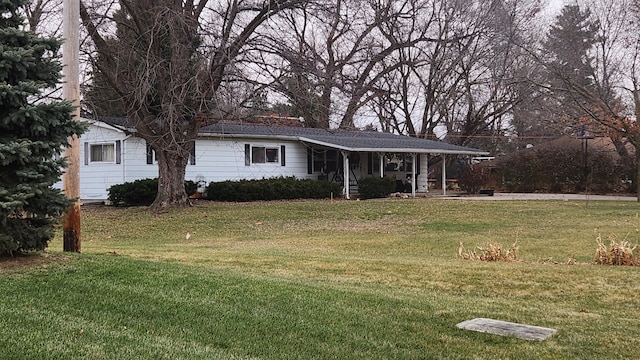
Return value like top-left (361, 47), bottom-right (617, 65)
top-left (357, 176), bottom-right (396, 199)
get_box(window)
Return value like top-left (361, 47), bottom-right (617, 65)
top-left (146, 144), bottom-right (156, 164)
top-left (90, 144), bottom-right (115, 162)
top-left (381, 153), bottom-right (419, 174)
top-left (265, 148), bottom-right (278, 163)
top-left (250, 146), bottom-right (279, 164)
top-left (189, 143), bottom-right (196, 165)
top-left (368, 153), bottom-right (381, 174)
top-left (147, 142), bottom-right (195, 165)
top-left (312, 149), bottom-right (338, 173)
top-left (252, 147), bottom-right (266, 163)
top-left (84, 141), bottom-right (121, 165)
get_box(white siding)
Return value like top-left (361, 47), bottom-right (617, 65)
top-left (185, 137), bottom-right (313, 185)
top-left (122, 136), bottom-right (158, 182)
top-left (63, 122), bottom-right (316, 200)
top-left (78, 124), bottom-right (127, 200)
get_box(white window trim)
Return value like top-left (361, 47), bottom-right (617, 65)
top-left (89, 143), bottom-right (116, 163)
top-left (251, 145), bottom-right (279, 164)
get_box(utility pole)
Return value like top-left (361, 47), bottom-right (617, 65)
top-left (62, 0), bottom-right (81, 252)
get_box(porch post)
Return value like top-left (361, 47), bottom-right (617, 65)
top-left (425, 154), bottom-right (429, 193)
top-left (442, 154), bottom-right (447, 196)
top-left (411, 153), bottom-right (417, 198)
top-left (379, 152), bottom-right (384, 178)
top-left (342, 151), bottom-right (350, 200)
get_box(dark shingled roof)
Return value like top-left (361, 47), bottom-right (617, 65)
top-left (94, 117), bottom-right (487, 155)
top-left (200, 123), bottom-right (488, 155)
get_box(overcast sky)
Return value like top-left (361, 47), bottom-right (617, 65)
top-left (548, 0), bottom-right (565, 12)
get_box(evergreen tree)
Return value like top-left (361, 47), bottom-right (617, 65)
top-left (545, 5), bottom-right (599, 83)
top-left (542, 5), bottom-right (601, 124)
top-left (0, 0), bottom-right (85, 255)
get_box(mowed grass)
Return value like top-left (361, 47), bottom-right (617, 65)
top-left (2, 199), bottom-right (640, 359)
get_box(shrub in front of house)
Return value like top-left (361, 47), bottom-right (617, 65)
top-left (108, 178), bottom-right (198, 206)
top-left (457, 164), bottom-right (490, 194)
top-left (357, 176), bottom-right (396, 199)
top-left (205, 177), bottom-right (342, 202)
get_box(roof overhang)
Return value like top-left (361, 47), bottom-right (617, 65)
top-left (97, 118), bottom-right (488, 156)
top-left (296, 137), bottom-right (488, 155)
top-left (198, 131), bottom-right (489, 156)
top-left (86, 118), bottom-right (128, 133)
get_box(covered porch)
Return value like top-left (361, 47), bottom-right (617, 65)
top-left (303, 141), bottom-right (488, 200)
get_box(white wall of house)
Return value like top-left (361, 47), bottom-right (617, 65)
top-left (57, 121), bottom-right (447, 200)
top-left (76, 123), bottom-right (129, 200)
top-left (57, 122), bottom-right (315, 200)
top-left (187, 137), bottom-right (312, 185)
top-left (122, 136), bottom-right (156, 183)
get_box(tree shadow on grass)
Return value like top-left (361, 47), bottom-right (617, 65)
top-left (0, 253), bottom-right (70, 270)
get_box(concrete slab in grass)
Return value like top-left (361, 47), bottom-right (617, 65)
top-left (456, 318), bottom-right (557, 341)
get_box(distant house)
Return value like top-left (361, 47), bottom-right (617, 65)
top-left (63, 117), bottom-right (488, 200)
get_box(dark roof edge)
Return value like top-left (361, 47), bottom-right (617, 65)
top-left (96, 117), bottom-right (488, 155)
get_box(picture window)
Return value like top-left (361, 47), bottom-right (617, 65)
top-left (251, 146), bottom-right (279, 164)
top-left (90, 144), bottom-right (115, 162)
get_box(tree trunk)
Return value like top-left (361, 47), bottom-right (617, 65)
top-left (150, 149), bottom-right (191, 211)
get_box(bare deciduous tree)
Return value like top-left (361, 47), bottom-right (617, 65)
top-left (373, 0), bottom-right (541, 154)
top-left (80, 0), bottom-right (308, 210)
top-left (23, 0), bottom-right (62, 34)
top-left (269, 0), bottom-right (435, 129)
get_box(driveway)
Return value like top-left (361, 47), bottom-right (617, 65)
top-left (440, 193), bottom-right (638, 201)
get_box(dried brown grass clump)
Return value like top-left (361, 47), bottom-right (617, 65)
top-left (594, 234), bottom-right (638, 266)
top-left (458, 241), bottom-right (519, 262)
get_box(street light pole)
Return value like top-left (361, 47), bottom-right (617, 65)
top-left (578, 125), bottom-right (594, 194)
top-left (62, 0), bottom-right (81, 252)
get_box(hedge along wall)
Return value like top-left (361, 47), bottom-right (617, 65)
top-left (205, 177), bottom-right (342, 202)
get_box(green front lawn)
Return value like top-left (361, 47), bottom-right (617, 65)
top-left (1, 199), bottom-right (639, 359)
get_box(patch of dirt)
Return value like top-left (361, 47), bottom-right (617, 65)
top-left (0, 253), bottom-right (71, 270)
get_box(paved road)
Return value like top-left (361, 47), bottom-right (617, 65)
top-left (439, 193), bottom-right (638, 201)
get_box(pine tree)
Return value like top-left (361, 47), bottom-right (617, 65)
top-left (0, 0), bottom-right (85, 255)
top-left (544, 5), bottom-right (600, 85)
top-left (542, 5), bottom-right (601, 123)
